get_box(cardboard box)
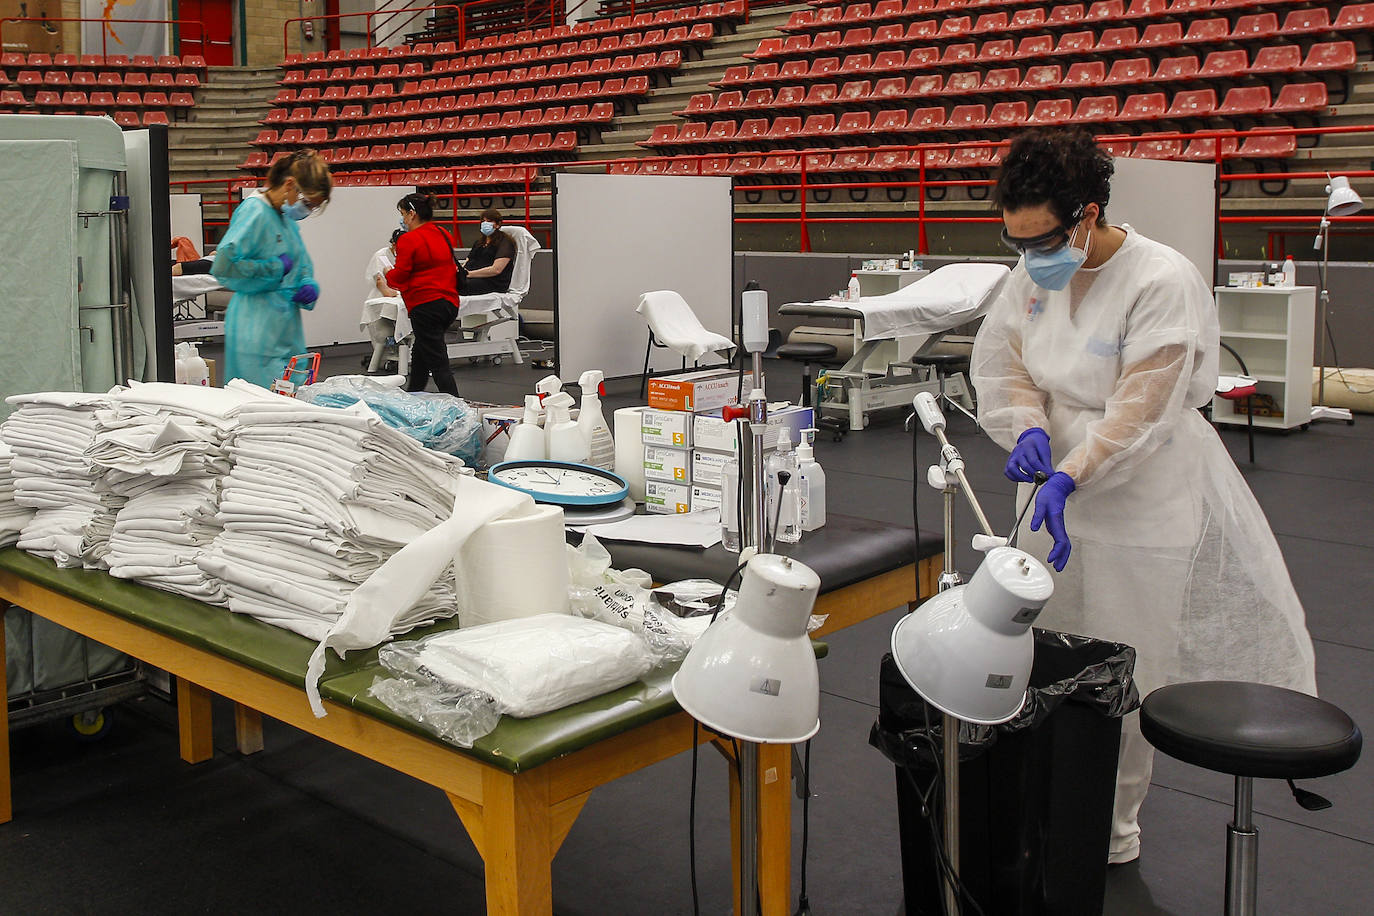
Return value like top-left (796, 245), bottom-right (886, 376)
top-left (646, 370), bottom-right (753, 413)
top-left (645, 481), bottom-right (692, 514)
top-left (204, 358), bottom-right (218, 388)
top-left (690, 484), bottom-right (722, 514)
top-left (693, 405), bottom-right (815, 455)
top-left (643, 445), bottom-right (691, 483)
top-left (640, 409), bottom-right (693, 448)
top-left (691, 449), bottom-right (731, 488)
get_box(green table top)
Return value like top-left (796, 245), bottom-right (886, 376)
top-left (0, 548), bottom-right (826, 774)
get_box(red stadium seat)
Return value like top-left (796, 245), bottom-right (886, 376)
top-left (910, 73), bottom-right (944, 95)
top-left (948, 104), bottom-right (987, 129)
top-left (714, 90), bottom-right (744, 110)
top-left (1098, 27), bottom-right (1139, 51)
top-left (909, 107), bottom-right (946, 131)
top-left (839, 79), bottom-right (871, 101)
top-left (44, 71), bottom-right (70, 86)
top-left (143, 111), bottom-right (169, 126)
top-left (1167, 0), bottom-right (1208, 12)
top-left (1182, 19), bottom-right (1230, 45)
top-left (836, 110), bottom-right (873, 134)
top-left (743, 88), bottom-right (774, 108)
top-left (1029, 98), bottom-right (1073, 125)
top-left (907, 20), bottom-right (939, 40)
top-left (16, 70), bottom-right (41, 85)
top-left (1071, 95), bottom-right (1119, 123)
top-left (681, 92), bottom-right (713, 114)
top-left (1304, 42), bottom-right (1357, 72)
top-left (113, 111), bottom-right (140, 127)
top-left (60, 91), bottom-right (87, 107)
top-left (938, 16), bottom-right (972, 38)
top-left (1047, 4), bottom-right (1086, 25)
top-left (1063, 61), bottom-right (1106, 86)
top-left (1234, 134), bottom-right (1296, 159)
top-left (641, 123), bottom-right (678, 146)
top-left (143, 91), bottom-right (168, 108)
top-left (1050, 32), bottom-right (1091, 54)
top-left (1271, 82), bottom-right (1328, 113)
top-left (1280, 9), bottom-right (1331, 34)
top-left (1086, 0), bottom-right (1125, 19)
top-left (1119, 92), bottom-right (1167, 121)
top-left (973, 12), bottom-right (1009, 33)
top-left (1021, 65), bottom-right (1062, 88)
top-left (717, 65), bottom-right (748, 86)
top-left (982, 68), bottom-right (1020, 92)
top-left (1198, 49), bottom-right (1248, 78)
top-left (1216, 85), bottom-right (1272, 116)
top-left (116, 91), bottom-right (143, 107)
top-left (169, 92), bottom-right (194, 108)
top-left (839, 29), bottom-right (871, 50)
top-left (1152, 55), bottom-right (1200, 81)
top-left (1140, 23), bottom-right (1184, 48)
top-left (1012, 8), bottom-right (1047, 28)
top-left (838, 53), bottom-right (872, 74)
top-left (775, 85), bottom-right (806, 106)
top-left (1134, 133), bottom-right (1183, 159)
top-left (1165, 88), bottom-right (1217, 118)
top-left (907, 47), bottom-right (940, 68)
top-left (738, 118), bottom-right (769, 141)
top-left (1232, 13), bottom-right (1279, 41)
top-left (808, 57), bottom-right (840, 78)
top-left (1125, 0), bottom-right (1166, 16)
top-left (987, 100), bottom-right (1029, 128)
top-left (941, 43), bottom-right (976, 65)
top-left (1334, 3), bottom-right (1374, 30)
top-left (800, 113), bottom-right (837, 137)
top-left (706, 120), bottom-right (737, 142)
top-left (279, 128), bottom-right (305, 144)
top-left (765, 116), bottom-right (803, 141)
top-left (947, 146), bottom-right (998, 169)
top-left (1105, 58), bottom-right (1152, 85)
top-left (978, 40), bottom-right (1015, 63)
top-left (873, 108), bottom-right (910, 132)
top-left (871, 149), bottom-right (909, 171)
top-left (946, 71), bottom-right (981, 94)
top-left (89, 91), bottom-right (116, 107)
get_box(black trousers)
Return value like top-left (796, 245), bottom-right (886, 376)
top-left (407, 298), bottom-right (460, 397)
top-left (459, 273), bottom-right (509, 296)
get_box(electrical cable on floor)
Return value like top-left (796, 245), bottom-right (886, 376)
top-left (794, 739), bottom-right (813, 916)
top-left (1324, 321), bottom-right (1374, 395)
top-left (690, 719), bottom-right (701, 916)
top-left (909, 703), bottom-right (988, 916)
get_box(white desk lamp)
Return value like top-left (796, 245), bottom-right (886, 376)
top-left (1312, 175), bottom-right (1364, 424)
top-left (894, 392), bottom-right (1054, 913)
top-left (673, 553), bottom-right (822, 915)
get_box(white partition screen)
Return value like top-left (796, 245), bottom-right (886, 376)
top-left (554, 172), bottom-right (735, 380)
top-left (169, 193), bottom-right (204, 256)
top-left (243, 185), bottom-right (414, 347)
top-left (1110, 157), bottom-right (1217, 284)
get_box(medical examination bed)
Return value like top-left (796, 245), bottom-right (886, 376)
top-left (0, 518), bottom-right (939, 916)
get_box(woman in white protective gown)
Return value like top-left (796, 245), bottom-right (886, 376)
top-left (970, 127), bottom-right (1317, 865)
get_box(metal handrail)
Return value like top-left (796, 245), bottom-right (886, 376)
top-left (282, 6), bottom-right (461, 59)
top-left (1, 17), bottom-right (205, 59)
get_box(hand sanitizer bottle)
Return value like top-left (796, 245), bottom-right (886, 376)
top-left (796, 428), bottom-right (826, 531)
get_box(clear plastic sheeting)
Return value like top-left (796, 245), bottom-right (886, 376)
top-left (370, 614), bottom-right (656, 747)
top-left (297, 375), bottom-right (483, 465)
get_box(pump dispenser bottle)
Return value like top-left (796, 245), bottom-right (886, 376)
top-left (796, 428), bottom-right (826, 531)
top-left (767, 428), bottom-right (801, 544)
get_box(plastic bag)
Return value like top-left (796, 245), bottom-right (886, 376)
top-left (297, 375), bottom-right (482, 464)
top-left (369, 614), bottom-right (656, 747)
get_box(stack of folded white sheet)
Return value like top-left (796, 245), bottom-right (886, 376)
top-left (197, 394), bottom-right (471, 641)
top-left (2, 392), bottom-right (122, 568)
top-left (0, 440), bottom-right (35, 547)
top-left (91, 381), bottom-right (275, 603)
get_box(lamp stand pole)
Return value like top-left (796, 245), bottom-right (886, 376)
top-left (1312, 216), bottom-right (1354, 424)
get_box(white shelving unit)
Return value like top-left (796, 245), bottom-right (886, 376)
top-left (1212, 286), bottom-right (1315, 430)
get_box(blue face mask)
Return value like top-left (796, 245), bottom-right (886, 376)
top-left (480, 221), bottom-right (496, 236)
top-left (282, 198), bottom-right (311, 221)
top-left (1023, 224), bottom-right (1091, 291)
top-left (399, 215), bottom-right (409, 231)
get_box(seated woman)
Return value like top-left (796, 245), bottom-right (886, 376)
top-left (361, 229), bottom-right (405, 373)
top-left (459, 208), bottom-right (516, 295)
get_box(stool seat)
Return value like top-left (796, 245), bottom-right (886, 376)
top-left (776, 342), bottom-right (838, 361)
top-left (1141, 681), bottom-right (1362, 780)
top-left (908, 353), bottom-right (969, 368)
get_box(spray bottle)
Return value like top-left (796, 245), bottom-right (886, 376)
top-left (847, 272), bottom-right (862, 303)
top-left (504, 395), bottom-right (547, 461)
top-left (534, 375), bottom-right (563, 427)
top-left (766, 428), bottom-right (801, 544)
top-left (576, 369), bottom-right (615, 470)
top-left (796, 428), bottom-right (826, 531)
top-left (544, 392), bottom-right (589, 463)
top-left (174, 342), bottom-right (210, 386)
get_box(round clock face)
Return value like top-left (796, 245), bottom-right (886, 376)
top-left (488, 460), bottom-right (630, 507)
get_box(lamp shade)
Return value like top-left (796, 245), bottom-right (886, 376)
top-left (672, 554), bottom-right (821, 743)
top-left (1326, 176), bottom-right (1364, 217)
top-left (890, 547), bottom-right (1053, 726)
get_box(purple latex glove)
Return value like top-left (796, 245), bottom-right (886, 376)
top-left (292, 282), bottom-right (319, 309)
top-left (1030, 471), bottom-right (1075, 572)
top-left (1005, 427), bottom-right (1054, 483)
top-left (279, 253), bottom-right (294, 275)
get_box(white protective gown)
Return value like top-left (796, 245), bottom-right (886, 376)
top-left (359, 246), bottom-right (409, 372)
top-left (971, 226), bottom-right (1317, 862)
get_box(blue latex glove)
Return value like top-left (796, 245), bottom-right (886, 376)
top-left (292, 282), bottom-right (319, 309)
top-left (1030, 471), bottom-right (1075, 572)
top-left (1005, 427), bottom-right (1054, 483)
top-left (279, 253), bottom-right (294, 275)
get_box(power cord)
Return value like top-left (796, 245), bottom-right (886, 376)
top-left (690, 719), bottom-right (701, 916)
top-left (794, 739), bottom-right (813, 916)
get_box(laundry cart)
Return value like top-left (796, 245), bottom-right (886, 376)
top-left (5, 603), bottom-right (145, 738)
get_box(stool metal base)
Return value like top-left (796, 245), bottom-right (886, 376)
top-left (1225, 776), bottom-right (1258, 916)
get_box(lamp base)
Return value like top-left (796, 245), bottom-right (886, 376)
top-left (1310, 404), bottom-right (1354, 425)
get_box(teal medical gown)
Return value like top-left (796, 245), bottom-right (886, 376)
top-left (211, 193), bottom-right (316, 388)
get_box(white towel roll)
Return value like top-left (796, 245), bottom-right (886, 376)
top-left (454, 503), bottom-right (570, 627)
top-left (613, 406), bottom-right (649, 502)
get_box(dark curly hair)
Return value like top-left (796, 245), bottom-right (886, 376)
top-left (994, 128), bottom-right (1113, 227)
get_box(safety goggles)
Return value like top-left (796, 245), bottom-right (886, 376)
top-left (1000, 224), bottom-right (1072, 255)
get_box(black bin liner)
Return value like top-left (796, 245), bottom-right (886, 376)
top-left (869, 629), bottom-right (1140, 916)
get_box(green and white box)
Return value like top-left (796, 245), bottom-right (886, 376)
top-left (645, 481), bottom-right (693, 514)
top-left (640, 408), bottom-right (693, 448)
top-left (643, 445), bottom-right (692, 484)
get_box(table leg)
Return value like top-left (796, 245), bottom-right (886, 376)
top-left (478, 767), bottom-right (554, 916)
top-left (233, 703), bottom-right (263, 755)
top-left (757, 743), bottom-right (793, 916)
top-left (0, 611), bottom-right (10, 824)
top-left (175, 677), bottom-right (214, 764)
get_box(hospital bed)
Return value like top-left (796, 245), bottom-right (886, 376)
top-left (171, 260), bottom-right (226, 342)
top-left (779, 263), bottom-right (1010, 431)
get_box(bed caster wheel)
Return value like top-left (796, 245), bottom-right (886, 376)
top-left (468, 357), bottom-right (480, 364)
top-left (71, 708), bottom-right (112, 741)
top-left (492, 357), bottom-right (503, 366)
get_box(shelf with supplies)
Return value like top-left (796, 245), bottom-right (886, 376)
top-left (1212, 286), bottom-right (1315, 431)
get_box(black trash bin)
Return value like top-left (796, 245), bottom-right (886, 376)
top-left (870, 629), bottom-right (1139, 916)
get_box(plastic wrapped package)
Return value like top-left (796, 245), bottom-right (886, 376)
top-left (296, 375), bottom-right (482, 465)
top-left (370, 614), bottom-right (657, 747)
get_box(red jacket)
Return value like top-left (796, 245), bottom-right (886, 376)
top-left (386, 221), bottom-right (459, 311)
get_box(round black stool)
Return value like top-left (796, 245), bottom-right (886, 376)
top-left (907, 352), bottom-right (971, 403)
top-left (775, 342), bottom-right (838, 409)
top-left (1141, 681), bottom-right (1362, 916)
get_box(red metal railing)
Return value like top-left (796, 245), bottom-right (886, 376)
top-left (283, 6), bottom-right (461, 59)
top-left (0, 16), bottom-right (205, 59)
top-left (196, 124), bottom-right (1374, 255)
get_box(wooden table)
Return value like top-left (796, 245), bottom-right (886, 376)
top-left (0, 546), bottom-right (936, 916)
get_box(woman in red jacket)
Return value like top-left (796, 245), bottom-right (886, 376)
top-left (386, 193), bottom-right (462, 397)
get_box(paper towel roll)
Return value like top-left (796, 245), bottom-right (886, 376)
top-left (454, 503), bottom-right (570, 627)
top-left (614, 406), bottom-right (649, 502)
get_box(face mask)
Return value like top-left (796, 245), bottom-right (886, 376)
top-left (480, 221), bottom-right (496, 236)
top-left (1024, 222), bottom-right (1091, 291)
top-left (399, 215), bottom-right (409, 231)
top-left (282, 198), bottom-right (311, 221)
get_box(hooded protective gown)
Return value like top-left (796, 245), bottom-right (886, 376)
top-left (211, 192), bottom-right (316, 388)
top-left (971, 226), bottom-right (1317, 862)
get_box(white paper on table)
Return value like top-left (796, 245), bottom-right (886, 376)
top-left (584, 511), bottom-right (722, 548)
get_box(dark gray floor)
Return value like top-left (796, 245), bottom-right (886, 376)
top-left (2, 349), bottom-right (1370, 915)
